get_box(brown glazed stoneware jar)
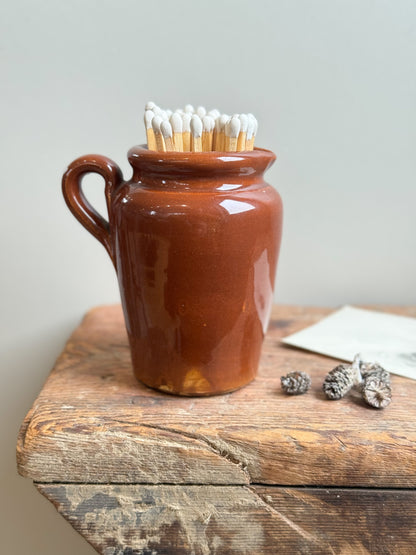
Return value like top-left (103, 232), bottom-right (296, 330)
top-left (62, 146), bottom-right (283, 396)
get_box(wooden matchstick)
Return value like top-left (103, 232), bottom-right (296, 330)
top-left (225, 115), bottom-right (240, 152)
top-left (246, 114), bottom-right (257, 150)
top-left (202, 115), bottom-right (214, 151)
top-left (217, 114), bottom-right (229, 151)
top-left (190, 115), bottom-right (203, 152)
top-left (212, 116), bottom-right (220, 151)
top-left (151, 115), bottom-right (166, 151)
top-left (207, 115), bottom-right (215, 151)
top-left (160, 120), bottom-right (175, 151)
top-left (170, 112), bottom-right (183, 152)
top-left (237, 114), bottom-right (248, 151)
top-left (182, 113), bottom-right (191, 151)
top-left (246, 114), bottom-right (254, 151)
top-left (144, 110), bottom-right (157, 151)
top-left (252, 116), bottom-right (258, 149)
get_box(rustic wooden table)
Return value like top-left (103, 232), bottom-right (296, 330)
top-left (17, 305), bottom-right (416, 554)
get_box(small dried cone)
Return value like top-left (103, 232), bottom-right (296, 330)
top-left (360, 362), bottom-right (391, 385)
top-left (322, 364), bottom-right (355, 400)
top-left (361, 375), bottom-right (392, 409)
top-left (281, 371), bottom-right (311, 395)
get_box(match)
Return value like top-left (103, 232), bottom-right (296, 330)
top-left (143, 102), bottom-right (258, 152)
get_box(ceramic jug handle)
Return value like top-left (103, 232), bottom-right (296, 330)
top-left (62, 155), bottom-right (123, 266)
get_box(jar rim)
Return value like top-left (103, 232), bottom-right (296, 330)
top-left (127, 145), bottom-right (276, 178)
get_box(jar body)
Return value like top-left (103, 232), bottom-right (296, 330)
top-left (110, 152), bottom-right (283, 395)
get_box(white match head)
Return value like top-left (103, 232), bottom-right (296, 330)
top-left (145, 101), bottom-right (156, 110)
top-left (165, 109), bottom-right (172, 118)
top-left (202, 115), bottom-right (215, 132)
top-left (151, 115), bottom-right (163, 133)
top-left (247, 113), bottom-right (257, 125)
top-left (247, 114), bottom-right (255, 139)
top-left (182, 113), bottom-right (191, 132)
top-left (184, 104), bottom-right (194, 113)
top-left (159, 110), bottom-right (168, 120)
top-left (152, 105), bottom-right (163, 116)
top-left (215, 116), bottom-right (222, 132)
top-left (160, 120), bottom-right (173, 139)
top-left (144, 109), bottom-right (154, 129)
top-left (239, 114), bottom-right (248, 133)
top-left (252, 116), bottom-right (258, 135)
top-left (170, 112), bottom-right (183, 133)
top-left (219, 114), bottom-right (229, 131)
top-left (226, 115), bottom-right (241, 138)
top-left (196, 106), bottom-right (206, 118)
top-left (190, 114), bottom-right (203, 137)
top-left (208, 108), bottom-right (220, 119)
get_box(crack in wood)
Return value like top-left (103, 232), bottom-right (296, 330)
top-left (130, 422), bottom-right (251, 483)
top-left (334, 435), bottom-right (348, 452)
top-left (246, 486), bottom-right (324, 547)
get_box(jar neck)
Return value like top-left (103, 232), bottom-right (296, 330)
top-left (127, 145), bottom-right (276, 188)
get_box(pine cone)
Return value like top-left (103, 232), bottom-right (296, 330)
top-left (361, 375), bottom-right (392, 409)
top-left (322, 364), bottom-right (355, 400)
top-left (360, 362), bottom-right (390, 385)
top-left (281, 371), bottom-right (311, 395)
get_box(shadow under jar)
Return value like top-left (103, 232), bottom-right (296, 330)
top-left (62, 146), bottom-right (283, 396)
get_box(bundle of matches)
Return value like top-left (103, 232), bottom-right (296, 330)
top-left (143, 102), bottom-right (258, 153)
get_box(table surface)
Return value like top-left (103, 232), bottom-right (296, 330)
top-left (16, 305), bottom-right (416, 554)
top-left (17, 304), bottom-right (416, 488)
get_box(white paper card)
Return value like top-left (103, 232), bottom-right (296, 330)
top-left (282, 305), bottom-right (416, 380)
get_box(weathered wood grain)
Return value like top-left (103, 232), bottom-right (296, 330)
top-left (17, 305), bottom-right (416, 487)
top-left (37, 483), bottom-right (416, 555)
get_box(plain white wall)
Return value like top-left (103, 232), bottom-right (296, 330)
top-left (1, 0), bottom-right (415, 552)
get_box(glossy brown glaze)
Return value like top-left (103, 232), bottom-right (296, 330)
top-left (62, 146), bottom-right (283, 396)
